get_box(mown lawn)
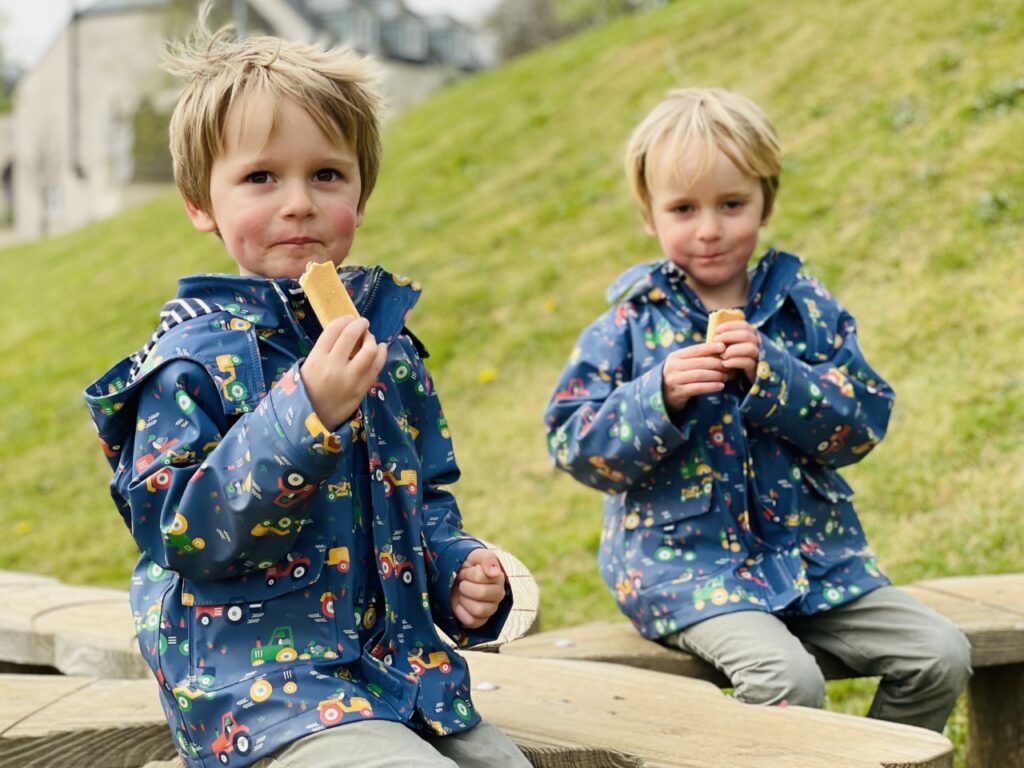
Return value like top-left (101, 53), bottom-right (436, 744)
top-left (2, 1), bottom-right (1022, 762)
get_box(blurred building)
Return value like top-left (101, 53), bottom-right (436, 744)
top-left (9, 0), bottom-right (493, 240)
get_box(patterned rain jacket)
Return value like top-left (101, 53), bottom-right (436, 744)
top-left (85, 266), bottom-right (510, 768)
top-left (544, 250), bottom-right (894, 640)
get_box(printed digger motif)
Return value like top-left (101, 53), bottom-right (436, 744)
top-left (85, 266), bottom-right (510, 768)
top-left (544, 250), bottom-right (894, 639)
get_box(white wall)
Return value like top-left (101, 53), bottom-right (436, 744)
top-left (13, 11), bottom-right (166, 239)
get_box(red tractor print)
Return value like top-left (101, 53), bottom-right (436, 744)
top-left (265, 553), bottom-right (311, 587)
top-left (273, 471), bottom-right (317, 509)
top-left (210, 711), bottom-right (251, 765)
top-left (379, 550), bottom-right (415, 585)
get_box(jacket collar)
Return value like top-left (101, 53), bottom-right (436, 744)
top-left (176, 265), bottom-right (422, 344)
top-left (607, 249), bottom-right (804, 328)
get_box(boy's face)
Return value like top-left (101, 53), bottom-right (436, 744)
top-left (186, 93), bottom-right (363, 280)
top-left (644, 140), bottom-right (766, 301)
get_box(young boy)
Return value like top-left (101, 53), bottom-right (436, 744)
top-left (543, 87), bottom-right (971, 732)
top-left (84, 20), bottom-right (530, 768)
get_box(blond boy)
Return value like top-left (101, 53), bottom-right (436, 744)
top-left (86, 14), bottom-right (529, 768)
top-left (544, 87), bottom-right (970, 731)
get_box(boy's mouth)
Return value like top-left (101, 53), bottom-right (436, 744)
top-left (277, 237), bottom-right (321, 246)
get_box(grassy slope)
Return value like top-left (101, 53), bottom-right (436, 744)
top-left (1, 0), bottom-right (1021, 756)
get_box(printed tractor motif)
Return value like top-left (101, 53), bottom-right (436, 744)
top-left (216, 354), bottom-right (249, 402)
top-left (299, 641), bottom-right (339, 661)
top-left (305, 412), bottom-right (342, 454)
top-left (371, 459), bottom-right (418, 497)
top-left (172, 670), bottom-right (216, 711)
top-left (273, 472), bottom-right (317, 508)
top-left (378, 548), bottom-right (415, 584)
top-left (264, 553), bottom-right (311, 587)
top-left (326, 546), bottom-right (350, 573)
top-left (317, 691), bottom-right (374, 725)
top-left (320, 591), bottom-right (336, 618)
top-left (408, 650), bottom-right (452, 676)
top-left (691, 576), bottom-right (755, 611)
top-left (145, 466), bottom-right (173, 492)
top-left (195, 601), bottom-right (263, 626)
top-left (211, 711), bottom-right (251, 765)
top-left (250, 514), bottom-right (302, 537)
top-left (164, 512), bottom-right (206, 553)
top-left (325, 482), bottom-right (351, 501)
top-left (250, 626), bottom-right (299, 666)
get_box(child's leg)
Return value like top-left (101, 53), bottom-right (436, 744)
top-left (250, 718), bottom-right (531, 768)
top-left (425, 719), bottom-right (533, 767)
top-left (663, 609), bottom-right (826, 707)
top-left (250, 720), bottom-right (458, 767)
top-left (786, 585), bottom-right (972, 732)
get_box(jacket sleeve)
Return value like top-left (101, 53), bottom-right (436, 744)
top-left (122, 360), bottom-right (348, 581)
top-left (543, 306), bottom-right (689, 493)
top-left (395, 339), bottom-right (511, 646)
top-left (740, 303), bottom-right (894, 468)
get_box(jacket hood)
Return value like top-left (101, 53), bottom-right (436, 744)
top-left (606, 249), bottom-right (804, 328)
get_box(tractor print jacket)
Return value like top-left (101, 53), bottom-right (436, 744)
top-left (544, 250), bottom-right (894, 640)
top-left (85, 266), bottom-right (511, 768)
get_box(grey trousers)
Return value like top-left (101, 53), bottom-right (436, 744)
top-left (662, 585), bottom-right (972, 732)
top-left (250, 718), bottom-right (532, 768)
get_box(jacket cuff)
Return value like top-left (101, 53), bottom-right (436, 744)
top-left (739, 336), bottom-right (791, 426)
top-left (642, 362), bottom-right (692, 445)
top-left (265, 364), bottom-right (350, 475)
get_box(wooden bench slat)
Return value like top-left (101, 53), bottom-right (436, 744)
top-left (465, 654), bottom-right (952, 768)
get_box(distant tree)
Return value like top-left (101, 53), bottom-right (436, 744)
top-left (487, 0), bottom-right (668, 59)
top-left (487, 0), bottom-right (566, 60)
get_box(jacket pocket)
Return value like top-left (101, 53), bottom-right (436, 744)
top-left (183, 547), bottom-right (342, 692)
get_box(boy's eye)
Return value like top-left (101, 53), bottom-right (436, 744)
top-left (247, 171), bottom-right (272, 184)
top-left (314, 168), bottom-right (342, 182)
top-left (723, 199), bottom-right (746, 210)
top-left (672, 204), bottom-right (694, 214)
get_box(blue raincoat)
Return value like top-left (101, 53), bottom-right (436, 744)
top-left (85, 266), bottom-right (510, 768)
top-left (544, 250), bottom-right (894, 640)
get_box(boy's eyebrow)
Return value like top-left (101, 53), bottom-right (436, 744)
top-left (235, 154), bottom-right (359, 170)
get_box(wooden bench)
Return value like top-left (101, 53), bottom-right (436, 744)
top-left (0, 658), bottom-right (954, 768)
top-left (502, 574), bottom-right (1024, 767)
top-left (0, 566), bottom-right (955, 768)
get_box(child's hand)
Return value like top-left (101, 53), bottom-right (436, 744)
top-left (300, 316), bottom-right (388, 430)
top-left (714, 321), bottom-right (761, 383)
top-left (662, 342), bottom-right (728, 412)
top-left (450, 548), bottom-right (507, 629)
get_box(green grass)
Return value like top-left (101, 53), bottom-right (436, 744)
top-left (2, 0), bottom-right (1022, 762)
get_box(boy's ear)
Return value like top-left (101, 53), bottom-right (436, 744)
top-left (356, 205), bottom-right (365, 228)
top-left (184, 198), bottom-right (218, 233)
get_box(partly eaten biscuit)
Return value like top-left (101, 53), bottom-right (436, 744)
top-left (706, 308), bottom-right (745, 342)
top-left (299, 261), bottom-right (360, 325)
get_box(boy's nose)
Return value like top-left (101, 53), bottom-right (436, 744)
top-left (696, 212), bottom-right (722, 240)
top-left (281, 182), bottom-right (315, 217)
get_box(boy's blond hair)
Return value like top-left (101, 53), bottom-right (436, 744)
top-left (165, 9), bottom-right (385, 215)
top-left (625, 87), bottom-right (781, 224)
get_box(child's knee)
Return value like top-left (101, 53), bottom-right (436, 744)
top-left (734, 652), bottom-right (826, 708)
top-left (922, 624), bottom-right (972, 694)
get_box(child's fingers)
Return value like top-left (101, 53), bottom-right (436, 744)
top-left (318, 315), bottom-right (358, 349)
top-left (671, 342), bottom-right (725, 359)
top-left (454, 594), bottom-right (499, 623)
top-left (327, 317), bottom-right (369, 358)
top-left (722, 343), bottom-right (760, 364)
top-left (456, 578), bottom-right (505, 603)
